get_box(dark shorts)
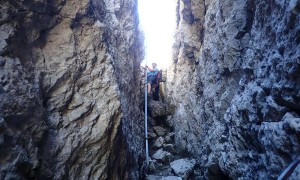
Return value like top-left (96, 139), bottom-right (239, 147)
top-left (147, 75), bottom-right (156, 84)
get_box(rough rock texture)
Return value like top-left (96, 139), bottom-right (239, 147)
top-left (167, 0), bottom-right (300, 179)
top-left (152, 149), bottom-right (172, 163)
top-left (154, 137), bottom-right (165, 148)
top-left (148, 99), bottom-right (175, 118)
top-left (0, 0), bottom-right (144, 179)
top-left (170, 158), bottom-right (196, 179)
top-left (153, 126), bottom-right (167, 136)
top-left (290, 163), bottom-right (300, 180)
top-left (163, 144), bottom-right (175, 154)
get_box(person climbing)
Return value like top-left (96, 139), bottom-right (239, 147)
top-left (146, 62), bottom-right (159, 98)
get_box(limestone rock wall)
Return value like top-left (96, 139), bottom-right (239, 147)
top-left (167, 0), bottom-right (300, 179)
top-left (0, 0), bottom-right (144, 179)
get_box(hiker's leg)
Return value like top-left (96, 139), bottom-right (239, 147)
top-left (147, 83), bottom-right (151, 94)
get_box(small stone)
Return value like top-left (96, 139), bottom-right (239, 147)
top-left (164, 133), bottom-right (174, 143)
top-left (163, 144), bottom-right (175, 154)
top-left (153, 126), bottom-right (166, 136)
top-left (146, 175), bottom-right (182, 180)
top-left (154, 137), bottom-right (164, 148)
top-left (148, 161), bottom-right (156, 172)
top-left (164, 136), bottom-right (171, 143)
top-left (170, 158), bottom-right (196, 179)
top-left (152, 149), bottom-right (171, 163)
top-left (148, 132), bottom-right (157, 139)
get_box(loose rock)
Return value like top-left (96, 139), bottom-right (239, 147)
top-left (164, 133), bottom-right (174, 143)
top-left (152, 149), bottom-right (172, 163)
top-left (148, 99), bottom-right (175, 117)
top-left (149, 132), bottom-right (158, 139)
top-left (163, 144), bottom-right (176, 154)
top-left (154, 137), bottom-right (165, 148)
top-left (153, 126), bottom-right (166, 136)
top-left (170, 158), bottom-right (196, 179)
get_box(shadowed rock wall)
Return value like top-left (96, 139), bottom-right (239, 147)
top-left (0, 0), bottom-right (144, 179)
top-left (167, 0), bottom-right (300, 178)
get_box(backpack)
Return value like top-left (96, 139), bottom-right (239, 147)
top-left (152, 70), bottom-right (162, 101)
top-left (156, 70), bottom-right (162, 82)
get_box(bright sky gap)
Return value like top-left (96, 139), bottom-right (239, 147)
top-left (138, 0), bottom-right (177, 69)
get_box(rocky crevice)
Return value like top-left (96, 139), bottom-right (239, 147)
top-left (145, 99), bottom-right (197, 180)
top-left (1, 0), bottom-right (300, 179)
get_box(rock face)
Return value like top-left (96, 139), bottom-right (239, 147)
top-left (290, 163), bottom-right (300, 180)
top-left (167, 0), bottom-right (300, 179)
top-left (0, 0), bottom-right (144, 179)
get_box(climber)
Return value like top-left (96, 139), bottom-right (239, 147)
top-left (146, 62), bottom-right (159, 98)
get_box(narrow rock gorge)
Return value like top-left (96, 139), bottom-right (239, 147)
top-left (1, 0), bottom-right (300, 179)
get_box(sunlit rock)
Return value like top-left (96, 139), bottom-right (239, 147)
top-left (170, 158), bottom-right (196, 179)
top-left (154, 137), bottom-right (165, 148)
top-left (0, 0), bottom-right (144, 179)
top-left (152, 149), bottom-right (172, 163)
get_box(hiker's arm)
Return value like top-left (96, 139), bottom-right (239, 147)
top-left (146, 66), bottom-right (154, 71)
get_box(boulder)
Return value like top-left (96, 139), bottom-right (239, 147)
top-left (152, 149), bottom-right (172, 163)
top-left (170, 158), bottom-right (196, 179)
top-left (153, 126), bottom-right (166, 136)
top-left (154, 137), bottom-right (164, 148)
top-left (148, 99), bottom-right (175, 117)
